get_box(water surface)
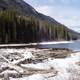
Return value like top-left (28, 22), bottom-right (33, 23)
top-left (38, 41), bottom-right (80, 51)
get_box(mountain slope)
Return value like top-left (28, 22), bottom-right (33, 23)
top-left (0, 0), bottom-right (60, 23)
top-left (0, 0), bottom-right (79, 43)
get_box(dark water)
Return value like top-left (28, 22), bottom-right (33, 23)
top-left (37, 41), bottom-right (80, 51)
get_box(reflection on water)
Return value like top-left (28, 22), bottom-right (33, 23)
top-left (38, 41), bottom-right (80, 51)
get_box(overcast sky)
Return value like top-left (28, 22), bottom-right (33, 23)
top-left (24, 0), bottom-right (80, 32)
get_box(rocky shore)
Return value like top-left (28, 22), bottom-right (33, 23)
top-left (0, 48), bottom-right (79, 80)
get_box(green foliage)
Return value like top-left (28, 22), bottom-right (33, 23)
top-left (0, 10), bottom-right (76, 43)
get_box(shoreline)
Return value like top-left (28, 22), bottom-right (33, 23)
top-left (0, 41), bottom-right (74, 48)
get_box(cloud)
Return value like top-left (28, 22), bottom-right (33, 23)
top-left (24, 0), bottom-right (80, 32)
top-left (36, 5), bottom-right (80, 32)
top-left (36, 5), bottom-right (80, 22)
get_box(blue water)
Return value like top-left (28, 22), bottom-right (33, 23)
top-left (38, 41), bottom-right (80, 51)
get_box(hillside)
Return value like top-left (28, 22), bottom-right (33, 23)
top-left (0, 0), bottom-right (59, 23)
top-left (0, 0), bottom-right (79, 43)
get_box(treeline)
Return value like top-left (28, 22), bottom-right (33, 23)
top-left (0, 10), bottom-right (77, 43)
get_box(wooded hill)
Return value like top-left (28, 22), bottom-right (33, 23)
top-left (0, 0), bottom-right (79, 43)
top-left (0, 10), bottom-right (78, 43)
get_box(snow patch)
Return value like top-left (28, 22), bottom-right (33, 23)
top-left (22, 51), bottom-right (34, 59)
top-left (39, 41), bottom-right (74, 45)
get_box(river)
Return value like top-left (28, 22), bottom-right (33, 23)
top-left (38, 40), bottom-right (80, 51)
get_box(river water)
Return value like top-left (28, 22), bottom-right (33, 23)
top-left (38, 40), bottom-right (80, 51)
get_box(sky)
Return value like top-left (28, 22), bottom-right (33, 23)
top-left (24, 0), bottom-right (80, 32)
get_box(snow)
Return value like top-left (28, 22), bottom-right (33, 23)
top-left (48, 52), bottom-right (80, 80)
top-left (22, 51), bottom-right (34, 59)
top-left (0, 63), bottom-right (24, 74)
top-left (11, 51), bottom-right (34, 65)
top-left (21, 63), bottom-right (51, 70)
top-left (0, 49), bottom-right (34, 59)
top-left (0, 48), bottom-right (80, 80)
top-left (1, 70), bottom-right (17, 75)
top-left (8, 64), bottom-right (24, 74)
top-left (21, 52), bottom-right (80, 80)
top-left (28, 74), bottom-right (47, 80)
top-left (0, 49), bottom-right (24, 54)
top-left (39, 41), bottom-right (74, 45)
top-left (10, 74), bottom-right (47, 80)
top-left (12, 58), bottom-right (26, 64)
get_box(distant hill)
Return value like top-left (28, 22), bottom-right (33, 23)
top-left (0, 0), bottom-right (79, 43)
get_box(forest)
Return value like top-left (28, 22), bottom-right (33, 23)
top-left (0, 10), bottom-right (77, 43)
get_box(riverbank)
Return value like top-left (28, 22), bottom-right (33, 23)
top-left (0, 41), bottom-right (74, 48)
top-left (0, 47), bottom-right (79, 80)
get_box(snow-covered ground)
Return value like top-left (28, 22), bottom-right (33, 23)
top-left (0, 48), bottom-right (80, 80)
top-left (39, 41), bottom-right (74, 45)
top-left (20, 52), bottom-right (80, 80)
